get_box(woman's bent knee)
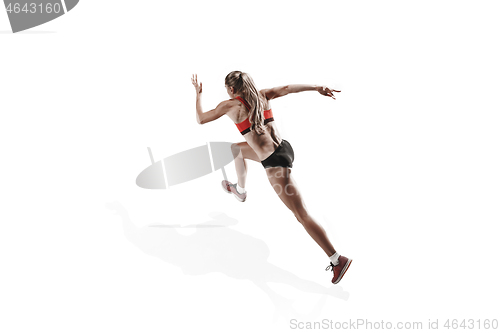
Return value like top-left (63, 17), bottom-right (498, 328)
top-left (231, 143), bottom-right (242, 158)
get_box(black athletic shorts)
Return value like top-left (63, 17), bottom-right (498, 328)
top-left (261, 139), bottom-right (294, 169)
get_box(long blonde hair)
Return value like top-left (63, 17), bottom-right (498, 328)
top-left (225, 71), bottom-right (266, 135)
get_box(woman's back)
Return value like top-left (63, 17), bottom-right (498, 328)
top-left (225, 92), bottom-right (283, 161)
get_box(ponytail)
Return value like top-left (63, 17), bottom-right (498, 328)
top-left (225, 71), bottom-right (266, 135)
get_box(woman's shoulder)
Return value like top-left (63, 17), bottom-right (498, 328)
top-left (223, 98), bottom-right (247, 121)
top-left (259, 92), bottom-right (271, 110)
top-left (258, 90), bottom-right (270, 100)
top-left (218, 98), bottom-right (240, 109)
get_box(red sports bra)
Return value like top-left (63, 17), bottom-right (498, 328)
top-left (234, 96), bottom-right (274, 135)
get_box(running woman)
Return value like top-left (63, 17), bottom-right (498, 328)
top-left (191, 71), bottom-right (351, 284)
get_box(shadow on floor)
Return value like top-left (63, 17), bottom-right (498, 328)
top-left (106, 201), bottom-right (349, 321)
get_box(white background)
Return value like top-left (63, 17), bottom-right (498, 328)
top-left (1, 1), bottom-right (499, 332)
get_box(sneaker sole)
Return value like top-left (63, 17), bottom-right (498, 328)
top-left (232, 192), bottom-right (246, 202)
top-left (333, 259), bottom-right (352, 284)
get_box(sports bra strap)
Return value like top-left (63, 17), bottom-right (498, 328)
top-left (235, 96), bottom-right (251, 110)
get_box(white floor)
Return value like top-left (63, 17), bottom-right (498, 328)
top-left (1, 1), bottom-right (499, 332)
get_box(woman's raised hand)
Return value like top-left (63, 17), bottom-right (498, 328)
top-left (317, 86), bottom-right (341, 99)
top-left (191, 74), bottom-right (202, 94)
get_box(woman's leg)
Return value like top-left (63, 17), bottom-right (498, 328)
top-left (265, 167), bottom-right (336, 257)
top-left (231, 142), bottom-right (260, 188)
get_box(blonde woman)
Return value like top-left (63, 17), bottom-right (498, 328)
top-left (191, 71), bottom-right (351, 284)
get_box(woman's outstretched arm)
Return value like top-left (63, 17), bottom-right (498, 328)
top-left (261, 84), bottom-right (341, 100)
top-left (192, 74), bottom-right (232, 124)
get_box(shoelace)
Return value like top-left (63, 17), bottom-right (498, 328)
top-left (325, 262), bottom-right (335, 271)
